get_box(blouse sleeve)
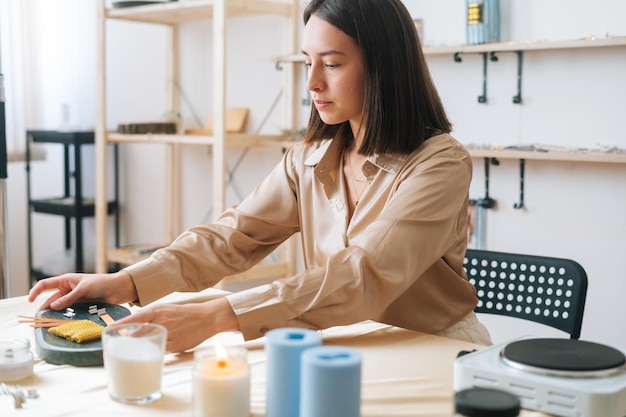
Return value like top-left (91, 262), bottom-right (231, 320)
top-left (124, 145), bottom-right (303, 306)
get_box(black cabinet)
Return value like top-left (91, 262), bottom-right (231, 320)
top-left (26, 130), bottom-right (119, 283)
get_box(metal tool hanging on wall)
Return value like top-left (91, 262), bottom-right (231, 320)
top-left (513, 159), bottom-right (525, 209)
top-left (474, 157), bottom-right (499, 249)
top-left (471, 157), bottom-right (527, 247)
top-left (276, 58), bottom-right (311, 107)
top-left (490, 50), bottom-right (523, 104)
top-left (453, 50), bottom-right (524, 104)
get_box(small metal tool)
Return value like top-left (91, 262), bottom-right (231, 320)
top-left (1, 383), bottom-right (39, 409)
top-left (89, 305), bottom-right (115, 326)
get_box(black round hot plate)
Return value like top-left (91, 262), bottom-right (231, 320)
top-left (501, 338), bottom-right (626, 377)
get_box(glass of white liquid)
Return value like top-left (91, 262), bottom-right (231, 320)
top-left (102, 323), bottom-right (167, 405)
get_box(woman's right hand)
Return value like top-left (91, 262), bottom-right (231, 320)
top-left (27, 270), bottom-right (139, 311)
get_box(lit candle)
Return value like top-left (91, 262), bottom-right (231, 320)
top-left (300, 346), bottom-right (362, 417)
top-left (193, 343), bottom-right (250, 417)
top-left (265, 328), bottom-right (322, 417)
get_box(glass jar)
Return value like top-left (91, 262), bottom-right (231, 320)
top-left (454, 387), bottom-right (520, 417)
top-left (0, 338), bottom-right (34, 382)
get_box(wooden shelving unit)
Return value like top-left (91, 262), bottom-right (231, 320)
top-left (95, 0), bottom-right (300, 281)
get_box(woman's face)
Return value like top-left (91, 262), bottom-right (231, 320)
top-left (302, 15), bottom-right (366, 134)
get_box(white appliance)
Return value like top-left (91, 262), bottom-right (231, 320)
top-left (454, 336), bottom-right (626, 417)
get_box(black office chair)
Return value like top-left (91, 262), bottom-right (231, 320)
top-left (463, 249), bottom-right (588, 339)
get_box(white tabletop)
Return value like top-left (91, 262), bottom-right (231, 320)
top-left (0, 289), bottom-right (549, 416)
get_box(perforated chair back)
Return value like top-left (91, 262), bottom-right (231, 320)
top-left (463, 249), bottom-right (588, 339)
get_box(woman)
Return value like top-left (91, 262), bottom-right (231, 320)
top-left (29, 0), bottom-right (491, 352)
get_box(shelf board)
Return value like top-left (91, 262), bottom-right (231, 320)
top-left (31, 198), bottom-right (117, 216)
top-left (425, 36), bottom-right (626, 55)
top-left (28, 130), bottom-right (95, 145)
top-left (106, 0), bottom-right (293, 24)
top-left (105, 131), bottom-right (299, 148)
top-left (467, 148), bottom-right (626, 164)
top-left (275, 36), bottom-right (626, 64)
top-left (106, 131), bottom-right (625, 163)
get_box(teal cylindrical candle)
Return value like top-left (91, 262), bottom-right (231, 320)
top-left (265, 328), bottom-right (322, 417)
top-left (300, 346), bottom-right (362, 417)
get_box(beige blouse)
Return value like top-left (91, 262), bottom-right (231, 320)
top-left (125, 133), bottom-right (478, 340)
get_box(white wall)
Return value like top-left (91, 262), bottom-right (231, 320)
top-left (404, 0), bottom-right (626, 348)
top-left (3, 0), bottom-right (99, 297)
top-left (4, 0), bottom-right (626, 348)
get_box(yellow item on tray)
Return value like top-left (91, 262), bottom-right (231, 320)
top-left (49, 320), bottom-right (105, 343)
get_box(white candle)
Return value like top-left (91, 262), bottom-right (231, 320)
top-left (104, 337), bottom-right (163, 398)
top-left (193, 343), bottom-right (250, 417)
top-left (102, 323), bottom-right (167, 405)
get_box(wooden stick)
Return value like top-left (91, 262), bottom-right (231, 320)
top-left (18, 316), bottom-right (71, 328)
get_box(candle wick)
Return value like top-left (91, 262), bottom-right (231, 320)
top-left (217, 359), bottom-right (227, 369)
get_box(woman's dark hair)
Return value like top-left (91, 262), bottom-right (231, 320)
top-left (302, 0), bottom-right (452, 155)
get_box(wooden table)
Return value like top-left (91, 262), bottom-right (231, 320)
top-left (0, 290), bottom-right (550, 416)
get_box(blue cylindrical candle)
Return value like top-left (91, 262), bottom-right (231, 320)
top-left (300, 346), bottom-right (362, 417)
top-left (265, 328), bottom-right (322, 417)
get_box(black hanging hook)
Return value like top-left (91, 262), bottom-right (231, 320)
top-left (478, 52), bottom-right (488, 103)
top-left (453, 51), bottom-right (488, 104)
top-left (490, 50), bottom-right (524, 104)
top-left (513, 51), bottom-right (523, 104)
top-left (274, 58), bottom-right (311, 106)
top-left (453, 49), bottom-right (524, 104)
top-left (513, 159), bottom-right (525, 209)
top-left (476, 157), bottom-right (499, 209)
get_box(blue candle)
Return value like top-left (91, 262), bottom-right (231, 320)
top-left (265, 328), bottom-right (321, 417)
top-left (300, 346), bottom-right (362, 417)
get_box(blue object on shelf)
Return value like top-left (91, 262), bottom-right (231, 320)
top-left (466, 0), bottom-right (500, 45)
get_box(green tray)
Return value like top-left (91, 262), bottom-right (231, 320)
top-left (34, 302), bottom-right (131, 367)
